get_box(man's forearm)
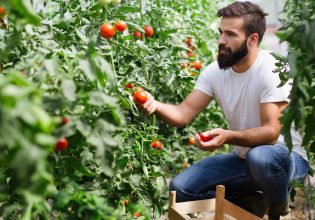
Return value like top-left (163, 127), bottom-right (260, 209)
top-left (155, 102), bottom-right (190, 127)
top-left (226, 126), bottom-right (280, 147)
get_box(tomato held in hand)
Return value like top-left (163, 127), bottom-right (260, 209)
top-left (144, 25), bottom-right (154, 38)
top-left (199, 132), bottom-right (213, 142)
top-left (100, 23), bottom-right (116, 39)
top-left (133, 89), bottom-right (147, 105)
top-left (55, 137), bottom-right (68, 151)
top-left (116, 20), bottom-right (127, 32)
top-left (133, 31), bottom-right (142, 39)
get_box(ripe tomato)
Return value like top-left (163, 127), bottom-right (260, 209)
top-left (99, 0), bottom-right (111, 6)
top-left (188, 137), bottom-right (195, 145)
top-left (199, 132), bottom-right (213, 142)
top-left (116, 20), bottom-right (127, 32)
top-left (186, 37), bottom-right (192, 46)
top-left (133, 90), bottom-right (147, 105)
top-left (183, 161), bottom-right (188, 169)
top-left (100, 23), bottom-right (116, 39)
top-left (56, 137), bottom-right (68, 151)
top-left (125, 82), bottom-right (134, 89)
top-left (123, 199), bottom-right (128, 206)
top-left (0, 6), bottom-right (7, 18)
top-left (144, 25), bottom-right (154, 38)
top-left (111, 0), bottom-right (121, 6)
top-left (134, 212), bottom-right (141, 218)
top-left (61, 117), bottom-right (70, 125)
top-left (187, 51), bottom-right (194, 58)
top-left (133, 31), bottom-right (142, 39)
top-left (194, 60), bottom-right (202, 70)
top-left (151, 140), bottom-right (162, 149)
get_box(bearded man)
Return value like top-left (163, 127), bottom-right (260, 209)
top-left (140, 2), bottom-right (309, 220)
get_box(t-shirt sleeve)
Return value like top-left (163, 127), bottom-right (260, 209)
top-left (260, 72), bottom-right (292, 103)
top-left (194, 65), bottom-right (214, 97)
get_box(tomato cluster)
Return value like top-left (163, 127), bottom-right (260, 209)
top-left (151, 140), bottom-right (162, 150)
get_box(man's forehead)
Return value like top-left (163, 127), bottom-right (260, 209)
top-left (219, 17), bottom-right (244, 32)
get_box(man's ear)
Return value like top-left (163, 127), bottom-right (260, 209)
top-left (248, 33), bottom-right (259, 46)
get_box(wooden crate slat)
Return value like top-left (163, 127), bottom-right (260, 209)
top-left (223, 199), bottom-right (263, 220)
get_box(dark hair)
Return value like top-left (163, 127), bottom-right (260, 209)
top-left (217, 1), bottom-right (268, 44)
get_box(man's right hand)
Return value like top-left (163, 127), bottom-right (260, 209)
top-left (141, 92), bottom-right (159, 115)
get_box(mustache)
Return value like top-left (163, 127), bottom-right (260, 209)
top-left (218, 44), bottom-right (232, 53)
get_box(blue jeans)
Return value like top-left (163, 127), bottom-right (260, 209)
top-left (169, 144), bottom-right (309, 205)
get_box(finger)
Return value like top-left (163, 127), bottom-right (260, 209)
top-left (143, 96), bottom-right (154, 109)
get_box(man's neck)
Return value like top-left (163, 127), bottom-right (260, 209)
top-left (232, 48), bottom-right (260, 73)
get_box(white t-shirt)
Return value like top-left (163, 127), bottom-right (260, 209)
top-left (195, 49), bottom-right (307, 160)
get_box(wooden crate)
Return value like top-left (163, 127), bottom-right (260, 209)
top-left (169, 185), bottom-right (263, 220)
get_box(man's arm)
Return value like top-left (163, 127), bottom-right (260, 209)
top-left (142, 89), bottom-right (212, 127)
top-left (196, 101), bottom-right (288, 151)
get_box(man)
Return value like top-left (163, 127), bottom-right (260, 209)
top-left (141, 1), bottom-right (309, 220)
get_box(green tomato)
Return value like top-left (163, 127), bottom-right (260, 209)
top-left (99, 0), bottom-right (111, 6)
top-left (111, 0), bottom-right (121, 6)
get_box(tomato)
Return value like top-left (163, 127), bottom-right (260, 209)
top-left (133, 90), bottom-right (147, 104)
top-left (0, 6), bottom-right (7, 18)
top-left (55, 137), bottom-right (68, 151)
top-left (193, 60), bottom-right (202, 70)
top-left (199, 132), bottom-right (213, 142)
top-left (61, 117), bottom-right (70, 125)
top-left (180, 63), bottom-right (188, 69)
top-left (183, 161), bottom-right (188, 169)
top-left (134, 212), bottom-right (141, 218)
top-left (123, 199), bottom-right (128, 206)
top-left (116, 20), bottom-right (127, 32)
top-left (133, 31), bottom-right (142, 39)
top-left (187, 51), bottom-right (194, 58)
top-left (125, 82), bottom-right (134, 89)
top-left (151, 140), bottom-right (162, 149)
top-left (144, 25), bottom-right (154, 38)
top-left (186, 37), bottom-right (192, 46)
top-left (100, 23), bottom-right (116, 39)
top-left (99, 0), bottom-right (111, 6)
top-left (111, 0), bottom-right (121, 6)
top-left (188, 137), bottom-right (195, 145)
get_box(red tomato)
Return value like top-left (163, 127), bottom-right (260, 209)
top-left (144, 25), bottom-right (154, 38)
top-left (133, 31), bottom-right (142, 39)
top-left (186, 37), bottom-right (192, 46)
top-left (116, 20), bottom-right (127, 32)
top-left (55, 137), bottom-right (68, 151)
top-left (125, 82), bottom-right (134, 89)
top-left (123, 199), bottom-right (128, 206)
top-left (183, 161), bottom-right (188, 169)
top-left (199, 132), bottom-right (213, 142)
top-left (133, 90), bottom-right (147, 104)
top-left (194, 60), bottom-right (202, 70)
top-left (151, 140), bottom-right (162, 149)
top-left (61, 117), bottom-right (70, 125)
top-left (100, 23), bottom-right (116, 39)
top-left (134, 212), bottom-right (141, 218)
top-left (0, 6), bottom-right (7, 18)
top-left (188, 137), bottom-right (195, 145)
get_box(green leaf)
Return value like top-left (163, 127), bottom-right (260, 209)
top-left (62, 79), bottom-right (76, 101)
top-left (10, 0), bottom-right (41, 25)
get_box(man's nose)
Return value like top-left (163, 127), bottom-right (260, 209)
top-left (218, 34), bottom-right (226, 45)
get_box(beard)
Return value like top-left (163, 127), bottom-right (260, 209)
top-left (217, 40), bottom-right (248, 70)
